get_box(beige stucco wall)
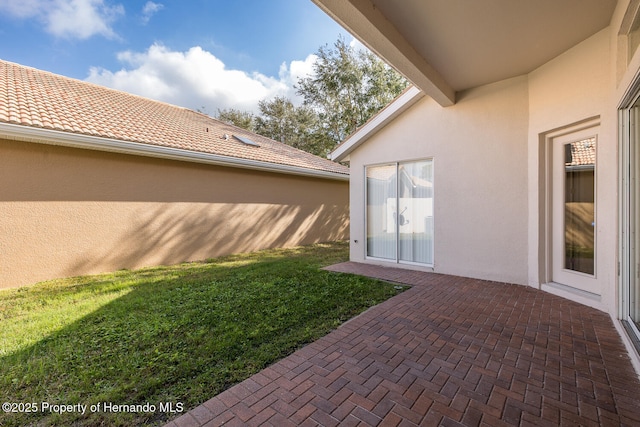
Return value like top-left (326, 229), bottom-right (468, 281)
top-left (527, 27), bottom-right (616, 312)
top-left (348, 25), bottom-right (622, 312)
top-left (348, 75), bottom-right (530, 285)
top-left (0, 138), bottom-right (349, 289)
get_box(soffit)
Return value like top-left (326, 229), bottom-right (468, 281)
top-left (314, 0), bottom-right (616, 104)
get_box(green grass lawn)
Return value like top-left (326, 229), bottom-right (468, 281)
top-left (0, 241), bottom-right (407, 426)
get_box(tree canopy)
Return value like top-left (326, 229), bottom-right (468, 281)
top-left (216, 38), bottom-right (408, 158)
top-left (216, 108), bottom-right (256, 133)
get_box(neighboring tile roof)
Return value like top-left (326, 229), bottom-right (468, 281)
top-left (0, 60), bottom-right (348, 176)
top-left (566, 137), bottom-right (596, 167)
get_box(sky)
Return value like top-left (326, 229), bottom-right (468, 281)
top-left (0, 0), bottom-right (352, 114)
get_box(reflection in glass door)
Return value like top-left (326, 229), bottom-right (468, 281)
top-left (563, 138), bottom-right (596, 275)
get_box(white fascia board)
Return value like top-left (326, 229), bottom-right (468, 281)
top-left (0, 123), bottom-right (349, 181)
top-left (330, 86), bottom-right (424, 162)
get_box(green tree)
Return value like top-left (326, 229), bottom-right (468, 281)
top-left (255, 96), bottom-right (333, 157)
top-left (297, 36), bottom-right (408, 145)
top-left (255, 96), bottom-right (297, 144)
top-left (215, 108), bottom-right (257, 132)
top-left (213, 37), bottom-right (407, 159)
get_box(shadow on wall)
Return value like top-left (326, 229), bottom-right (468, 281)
top-left (67, 202), bottom-right (349, 278)
top-left (0, 139), bottom-right (349, 288)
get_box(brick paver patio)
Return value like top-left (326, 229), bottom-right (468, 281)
top-left (166, 262), bottom-right (640, 426)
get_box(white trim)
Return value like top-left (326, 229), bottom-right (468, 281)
top-left (619, 107), bottom-right (630, 322)
top-left (541, 282), bottom-right (604, 312)
top-left (0, 122), bottom-right (349, 181)
top-left (330, 86), bottom-right (424, 162)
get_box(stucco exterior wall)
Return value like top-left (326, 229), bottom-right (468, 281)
top-left (348, 76), bottom-right (530, 285)
top-left (527, 27), bottom-right (615, 311)
top-left (0, 139), bottom-right (349, 289)
top-left (348, 26), bottom-right (618, 308)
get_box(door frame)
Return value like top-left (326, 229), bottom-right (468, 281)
top-left (550, 128), bottom-right (599, 292)
top-left (540, 117), bottom-right (602, 298)
top-left (619, 87), bottom-right (640, 346)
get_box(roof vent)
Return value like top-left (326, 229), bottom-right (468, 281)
top-left (233, 134), bottom-right (260, 147)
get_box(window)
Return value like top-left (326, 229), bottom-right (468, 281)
top-left (366, 160), bottom-right (434, 265)
top-left (620, 1), bottom-right (640, 64)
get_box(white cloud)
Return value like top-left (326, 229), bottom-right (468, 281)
top-left (48, 0), bottom-right (124, 39)
top-left (349, 37), bottom-right (368, 52)
top-left (0, 0), bottom-right (124, 39)
top-left (0, 0), bottom-right (46, 18)
top-left (141, 1), bottom-right (163, 24)
top-left (278, 54), bottom-right (318, 104)
top-left (86, 44), bottom-right (318, 114)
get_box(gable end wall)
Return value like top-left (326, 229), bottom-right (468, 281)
top-left (349, 75), bottom-right (530, 285)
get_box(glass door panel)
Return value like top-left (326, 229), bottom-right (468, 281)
top-left (398, 161), bottom-right (433, 264)
top-left (563, 138), bottom-right (596, 275)
top-left (366, 164), bottom-right (396, 260)
top-left (630, 100), bottom-right (640, 330)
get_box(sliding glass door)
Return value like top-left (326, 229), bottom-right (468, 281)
top-left (366, 160), bottom-right (434, 266)
top-left (626, 98), bottom-right (640, 334)
top-left (621, 91), bottom-right (640, 344)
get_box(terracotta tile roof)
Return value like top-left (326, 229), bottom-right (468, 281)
top-left (0, 60), bottom-right (348, 176)
top-left (566, 137), bottom-right (596, 167)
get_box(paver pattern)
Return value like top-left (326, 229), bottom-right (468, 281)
top-left (166, 262), bottom-right (640, 426)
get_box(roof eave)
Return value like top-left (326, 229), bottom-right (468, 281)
top-left (312, 0), bottom-right (455, 107)
top-left (0, 123), bottom-right (349, 181)
top-left (330, 86), bottom-right (424, 162)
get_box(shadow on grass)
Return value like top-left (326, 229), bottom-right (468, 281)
top-left (0, 242), bottom-right (406, 426)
